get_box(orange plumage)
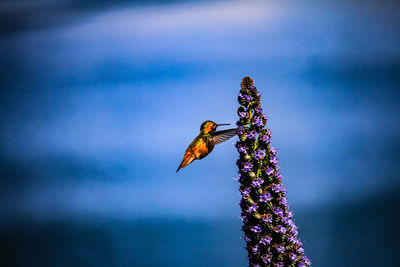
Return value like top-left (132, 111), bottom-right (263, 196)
top-left (176, 121), bottom-right (238, 172)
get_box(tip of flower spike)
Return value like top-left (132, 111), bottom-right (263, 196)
top-left (241, 76), bottom-right (254, 89)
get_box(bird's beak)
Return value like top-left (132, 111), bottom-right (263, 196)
top-left (217, 123), bottom-right (230, 126)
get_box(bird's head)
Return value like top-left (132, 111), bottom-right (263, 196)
top-left (200, 120), bottom-right (230, 133)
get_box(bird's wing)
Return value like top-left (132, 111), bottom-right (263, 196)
top-left (211, 128), bottom-right (239, 145)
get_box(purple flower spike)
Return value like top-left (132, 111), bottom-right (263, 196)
top-left (303, 256), bottom-right (311, 265)
top-left (260, 235), bottom-right (272, 245)
top-left (261, 214), bottom-right (273, 223)
top-left (238, 146), bottom-right (248, 154)
top-left (262, 113), bottom-right (269, 121)
top-left (275, 245), bottom-right (285, 253)
top-left (288, 235), bottom-right (296, 244)
top-left (281, 187), bottom-right (287, 194)
top-left (239, 93), bottom-right (253, 103)
top-left (261, 134), bottom-right (271, 143)
top-left (275, 173), bottom-right (283, 182)
top-left (252, 245), bottom-right (259, 254)
top-left (261, 253), bottom-right (272, 263)
top-left (242, 188), bottom-right (251, 198)
top-left (265, 167), bottom-right (274, 175)
top-left (247, 130), bottom-right (257, 139)
top-left (290, 253), bottom-right (298, 261)
top-left (272, 184), bottom-right (286, 194)
top-left (279, 197), bottom-right (288, 207)
top-left (272, 184), bottom-right (281, 192)
top-left (253, 116), bottom-right (264, 127)
top-left (239, 111), bottom-right (249, 118)
top-left (275, 225), bottom-right (287, 234)
top-left (251, 225), bottom-right (262, 233)
top-left (270, 156), bottom-right (278, 165)
top-left (259, 193), bottom-right (272, 202)
top-left (248, 203), bottom-right (258, 213)
top-left (282, 216), bottom-right (291, 224)
top-left (254, 107), bottom-right (263, 113)
top-left (273, 207), bottom-right (284, 216)
top-left (252, 178), bottom-right (264, 188)
top-left (254, 150), bottom-right (266, 160)
top-left (297, 247), bottom-right (304, 254)
top-left (242, 162), bottom-right (253, 172)
top-left (236, 77), bottom-right (309, 267)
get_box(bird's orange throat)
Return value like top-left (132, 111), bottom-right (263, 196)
top-left (203, 123), bottom-right (216, 133)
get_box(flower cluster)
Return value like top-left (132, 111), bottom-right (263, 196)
top-left (235, 76), bottom-right (310, 266)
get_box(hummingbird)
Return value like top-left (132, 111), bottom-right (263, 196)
top-left (176, 120), bottom-right (239, 172)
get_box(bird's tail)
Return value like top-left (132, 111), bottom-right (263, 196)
top-left (176, 152), bottom-right (196, 172)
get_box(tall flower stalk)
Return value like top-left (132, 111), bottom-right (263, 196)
top-left (235, 76), bottom-right (310, 267)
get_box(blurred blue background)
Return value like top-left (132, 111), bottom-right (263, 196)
top-left (1, 0), bottom-right (400, 266)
